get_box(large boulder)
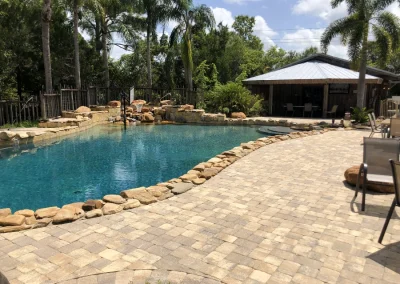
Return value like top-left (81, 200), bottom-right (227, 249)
top-left (103, 194), bottom-right (126, 204)
top-left (0, 131), bottom-right (16, 140)
top-left (199, 168), bottom-right (220, 179)
top-left (102, 203), bottom-right (123, 215)
top-left (344, 165), bottom-right (395, 193)
top-left (142, 112), bottom-right (154, 122)
top-left (82, 200), bottom-right (104, 211)
top-left (108, 101), bottom-right (121, 107)
top-left (0, 215), bottom-right (25, 226)
top-left (161, 100), bottom-right (173, 106)
top-left (15, 209), bottom-right (34, 217)
top-left (52, 209), bottom-right (75, 224)
top-left (86, 209), bottom-right (103, 219)
top-left (181, 104), bottom-right (194, 111)
top-left (0, 208), bottom-right (11, 217)
top-left (120, 187), bottom-right (157, 204)
top-left (171, 183), bottom-right (194, 194)
top-left (35, 207), bottom-right (60, 219)
top-left (231, 112), bottom-right (246, 119)
top-left (75, 106), bottom-right (91, 113)
top-left (131, 99), bottom-right (146, 105)
top-left (180, 173), bottom-right (199, 182)
top-left (122, 199), bottom-right (141, 210)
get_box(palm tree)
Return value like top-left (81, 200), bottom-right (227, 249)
top-left (170, 1), bottom-right (215, 91)
top-left (321, 0), bottom-right (400, 108)
top-left (134, 0), bottom-right (173, 89)
top-left (42, 0), bottom-right (52, 93)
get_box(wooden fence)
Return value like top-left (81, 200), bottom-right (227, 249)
top-left (0, 98), bottom-right (41, 126)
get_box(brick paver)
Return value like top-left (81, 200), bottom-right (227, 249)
top-left (1, 130), bottom-right (399, 284)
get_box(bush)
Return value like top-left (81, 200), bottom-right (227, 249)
top-left (351, 107), bottom-right (373, 123)
top-left (204, 82), bottom-right (263, 116)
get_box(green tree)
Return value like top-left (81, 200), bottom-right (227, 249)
top-left (42, 0), bottom-right (53, 93)
top-left (232, 15), bottom-right (255, 42)
top-left (321, 0), bottom-right (400, 108)
top-left (170, 1), bottom-right (215, 91)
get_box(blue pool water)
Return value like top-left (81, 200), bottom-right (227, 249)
top-left (0, 124), bottom-right (265, 211)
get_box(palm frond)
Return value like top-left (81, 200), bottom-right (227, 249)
top-left (169, 25), bottom-right (182, 47)
top-left (372, 25), bottom-right (391, 67)
top-left (376, 11), bottom-right (400, 50)
top-left (373, 0), bottom-right (397, 11)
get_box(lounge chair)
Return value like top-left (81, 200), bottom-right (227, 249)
top-left (368, 113), bottom-right (383, 138)
top-left (303, 103), bottom-right (313, 117)
top-left (378, 159), bottom-right (400, 243)
top-left (327, 105), bottom-right (338, 118)
top-left (355, 137), bottom-right (400, 211)
top-left (389, 118), bottom-right (400, 138)
top-left (285, 103), bottom-right (294, 117)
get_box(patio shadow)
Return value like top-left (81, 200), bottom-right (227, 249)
top-left (367, 241), bottom-right (400, 275)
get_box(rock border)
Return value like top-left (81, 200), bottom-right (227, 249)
top-left (0, 127), bottom-right (335, 233)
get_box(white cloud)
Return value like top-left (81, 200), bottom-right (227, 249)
top-left (223, 0), bottom-right (261, 4)
top-left (254, 16), bottom-right (277, 50)
top-left (211, 7), bottom-right (235, 28)
top-left (292, 0), bottom-right (347, 22)
top-left (281, 28), bottom-right (348, 59)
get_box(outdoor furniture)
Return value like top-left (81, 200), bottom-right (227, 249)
top-left (285, 103), bottom-right (294, 116)
top-left (378, 159), bottom-right (400, 243)
top-left (368, 113), bottom-right (384, 138)
top-left (389, 118), bottom-right (400, 138)
top-left (303, 103), bottom-right (313, 117)
top-left (355, 137), bottom-right (400, 211)
top-left (327, 105), bottom-right (338, 118)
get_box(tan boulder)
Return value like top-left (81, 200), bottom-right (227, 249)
top-left (85, 209), bottom-right (103, 219)
top-left (25, 216), bottom-right (37, 225)
top-left (199, 168), bottom-right (220, 179)
top-left (35, 207), bottom-right (60, 219)
top-left (131, 99), bottom-right (146, 105)
top-left (161, 100), bottom-right (173, 106)
top-left (33, 218), bottom-right (52, 228)
top-left (102, 203), bottom-right (123, 215)
top-left (103, 194), bottom-right (126, 204)
top-left (0, 225), bottom-right (32, 233)
top-left (75, 106), bottom-right (91, 113)
top-left (15, 209), bottom-right (34, 217)
top-left (181, 104), bottom-right (194, 111)
top-left (0, 208), bottom-right (11, 217)
top-left (344, 165), bottom-right (395, 193)
top-left (193, 164), bottom-right (205, 171)
top-left (82, 200), bottom-right (104, 211)
top-left (169, 178), bottom-right (182, 183)
top-left (208, 157), bottom-right (223, 164)
top-left (158, 191), bottom-right (174, 201)
top-left (187, 170), bottom-right (201, 176)
top-left (231, 112), bottom-right (246, 119)
top-left (62, 202), bottom-right (84, 210)
top-left (108, 101), bottom-right (121, 107)
top-left (180, 173), bottom-right (199, 182)
top-left (192, 178), bottom-right (206, 185)
top-left (142, 112), bottom-right (155, 122)
top-left (0, 131), bottom-right (16, 140)
top-left (53, 208), bottom-right (84, 224)
top-left (122, 199), bottom-right (141, 210)
top-left (0, 215), bottom-right (25, 226)
top-left (120, 187), bottom-right (157, 204)
top-left (147, 185), bottom-right (170, 193)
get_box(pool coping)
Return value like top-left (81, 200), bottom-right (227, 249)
top-left (0, 126), bottom-right (341, 233)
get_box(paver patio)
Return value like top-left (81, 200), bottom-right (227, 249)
top-left (1, 130), bottom-right (400, 284)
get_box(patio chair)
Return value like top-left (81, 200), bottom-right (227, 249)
top-left (303, 103), bottom-right (313, 117)
top-left (327, 105), bottom-right (338, 118)
top-left (378, 159), bottom-right (400, 243)
top-left (355, 137), bottom-right (400, 211)
top-left (285, 103), bottom-right (294, 117)
top-left (368, 113), bottom-right (384, 138)
top-left (389, 118), bottom-right (400, 138)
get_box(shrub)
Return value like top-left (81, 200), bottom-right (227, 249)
top-left (351, 107), bottom-right (373, 123)
top-left (204, 82), bottom-right (263, 116)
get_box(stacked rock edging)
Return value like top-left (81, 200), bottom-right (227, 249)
top-left (0, 128), bottom-right (335, 233)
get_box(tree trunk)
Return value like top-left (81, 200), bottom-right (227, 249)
top-left (73, 0), bottom-right (81, 89)
top-left (41, 0), bottom-right (52, 93)
top-left (101, 18), bottom-right (110, 89)
top-left (146, 18), bottom-right (152, 89)
top-left (357, 25), bottom-right (369, 108)
top-left (17, 67), bottom-right (22, 100)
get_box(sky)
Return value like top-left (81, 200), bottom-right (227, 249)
top-left (110, 0), bottom-right (400, 60)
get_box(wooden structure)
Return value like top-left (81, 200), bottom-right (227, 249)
top-left (244, 54), bottom-right (400, 118)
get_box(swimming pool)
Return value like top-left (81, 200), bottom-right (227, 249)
top-left (0, 124), bottom-right (265, 211)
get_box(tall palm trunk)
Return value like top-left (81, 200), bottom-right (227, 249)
top-left (146, 17), bottom-right (152, 89)
top-left (73, 0), bottom-right (81, 89)
top-left (101, 18), bottom-right (110, 89)
top-left (42, 0), bottom-right (52, 93)
top-left (357, 24), bottom-right (369, 108)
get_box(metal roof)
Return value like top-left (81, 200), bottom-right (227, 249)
top-left (243, 60), bottom-right (383, 85)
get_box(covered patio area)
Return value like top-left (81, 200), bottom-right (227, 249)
top-left (244, 54), bottom-right (399, 118)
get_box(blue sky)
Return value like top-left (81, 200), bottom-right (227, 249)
top-left (111, 0), bottom-right (400, 60)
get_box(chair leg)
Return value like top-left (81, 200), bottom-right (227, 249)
top-left (361, 172), bottom-right (367, 211)
top-left (378, 198), bottom-right (397, 244)
top-left (355, 167), bottom-right (362, 198)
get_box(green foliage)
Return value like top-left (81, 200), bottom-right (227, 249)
top-left (204, 80), bottom-right (263, 116)
top-left (350, 107), bottom-right (373, 123)
top-left (0, 121), bottom-right (39, 129)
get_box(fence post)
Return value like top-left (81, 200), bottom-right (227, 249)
top-left (86, 89), bottom-right (90, 106)
top-left (70, 90), bottom-right (74, 110)
top-left (59, 91), bottom-right (63, 113)
top-left (40, 92), bottom-right (47, 119)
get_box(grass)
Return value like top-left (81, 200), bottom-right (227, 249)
top-left (0, 120), bottom-right (39, 129)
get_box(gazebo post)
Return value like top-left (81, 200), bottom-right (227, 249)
top-left (323, 84), bottom-right (329, 118)
top-left (269, 84), bottom-right (273, 116)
